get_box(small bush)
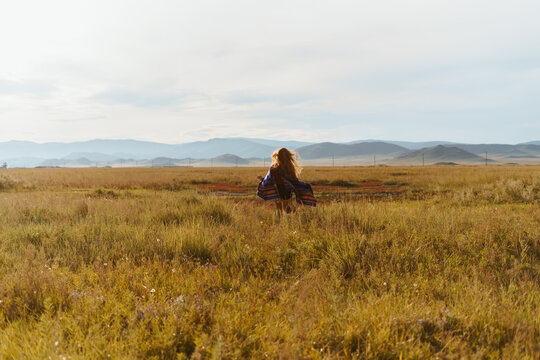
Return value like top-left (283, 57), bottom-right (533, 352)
top-left (181, 236), bottom-right (213, 263)
top-left (155, 209), bottom-right (185, 226)
top-left (89, 188), bottom-right (119, 199)
top-left (0, 175), bottom-right (18, 191)
top-left (198, 201), bottom-right (232, 225)
top-left (75, 201), bottom-right (89, 218)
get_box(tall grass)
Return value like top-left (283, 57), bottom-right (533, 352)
top-left (0, 166), bottom-right (538, 359)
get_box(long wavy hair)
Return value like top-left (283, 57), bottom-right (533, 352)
top-left (271, 147), bottom-right (302, 179)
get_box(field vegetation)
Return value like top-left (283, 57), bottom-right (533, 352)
top-left (0, 165), bottom-right (538, 359)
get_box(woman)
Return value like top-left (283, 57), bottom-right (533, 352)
top-left (257, 148), bottom-right (316, 216)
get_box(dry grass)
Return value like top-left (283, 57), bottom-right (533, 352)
top-left (0, 166), bottom-right (538, 359)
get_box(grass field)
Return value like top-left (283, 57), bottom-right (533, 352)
top-left (0, 166), bottom-right (538, 359)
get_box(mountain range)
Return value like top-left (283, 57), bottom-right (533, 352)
top-left (393, 145), bottom-right (496, 164)
top-left (0, 138), bottom-right (539, 167)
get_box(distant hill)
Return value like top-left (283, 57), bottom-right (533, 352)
top-left (0, 139), bottom-right (177, 160)
top-left (348, 140), bottom-right (455, 150)
top-left (172, 138), bottom-right (274, 158)
top-left (211, 154), bottom-right (249, 165)
top-left (394, 145), bottom-right (494, 164)
top-left (63, 152), bottom-right (122, 161)
top-left (519, 141), bottom-right (540, 145)
top-left (451, 144), bottom-right (540, 158)
top-left (1, 138), bottom-right (539, 167)
top-left (0, 138), bottom-right (274, 165)
top-left (435, 162), bottom-right (458, 166)
top-left (296, 142), bottom-right (407, 159)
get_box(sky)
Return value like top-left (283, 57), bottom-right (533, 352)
top-left (0, 0), bottom-right (539, 144)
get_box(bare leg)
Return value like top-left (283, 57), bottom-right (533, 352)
top-left (284, 199), bottom-right (295, 213)
top-left (275, 200), bottom-right (283, 220)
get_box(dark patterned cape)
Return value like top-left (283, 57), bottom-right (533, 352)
top-left (257, 168), bottom-right (316, 207)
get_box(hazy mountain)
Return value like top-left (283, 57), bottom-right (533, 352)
top-left (451, 144), bottom-right (540, 157)
top-left (348, 140), bottom-right (455, 150)
top-left (211, 154), bottom-right (249, 164)
top-left (63, 152), bottom-right (122, 161)
top-left (394, 145), bottom-right (494, 164)
top-left (296, 142), bottom-right (408, 159)
top-left (1, 138), bottom-right (539, 167)
top-left (171, 138), bottom-right (274, 158)
top-left (519, 141), bottom-right (540, 145)
top-left (0, 138), bottom-right (274, 163)
top-left (0, 139), bottom-right (177, 160)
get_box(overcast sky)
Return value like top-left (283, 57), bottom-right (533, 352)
top-left (0, 0), bottom-right (539, 144)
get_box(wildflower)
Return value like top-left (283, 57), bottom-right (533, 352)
top-left (103, 263), bottom-right (107, 266)
top-left (150, 288), bottom-right (156, 293)
top-left (54, 341), bottom-right (59, 346)
top-left (174, 295), bottom-right (184, 305)
top-left (172, 268), bottom-right (176, 273)
top-left (383, 282), bottom-right (387, 286)
top-left (157, 238), bottom-right (161, 242)
top-left (413, 283), bottom-right (418, 287)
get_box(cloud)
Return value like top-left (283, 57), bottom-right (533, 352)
top-left (0, 79), bottom-right (54, 96)
top-left (93, 90), bottom-right (185, 107)
top-left (226, 92), bottom-right (314, 106)
top-left (1, 0), bottom-right (539, 143)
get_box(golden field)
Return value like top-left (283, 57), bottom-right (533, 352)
top-left (0, 165), bottom-right (538, 359)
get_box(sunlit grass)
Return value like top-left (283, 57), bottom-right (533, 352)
top-left (0, 166), bottom-right (538, 358)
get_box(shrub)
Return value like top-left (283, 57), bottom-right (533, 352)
top-left (0, 175), bottom-right (18, 191)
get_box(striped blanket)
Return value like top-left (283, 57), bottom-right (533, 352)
top-left (257, 168), bottom-right (316, 207)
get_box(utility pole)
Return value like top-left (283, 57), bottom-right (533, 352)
top-left (332, 154), bottom-right (334, 167)
top-left (485, 152), bottom-right (488, 166)
top-left (211, 159), bottom-right (213, 169)
top-left (373, 155), bottom-right (376, 166)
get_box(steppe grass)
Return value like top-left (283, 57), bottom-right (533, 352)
top-left (0, 166), bottom-right (538, 359)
